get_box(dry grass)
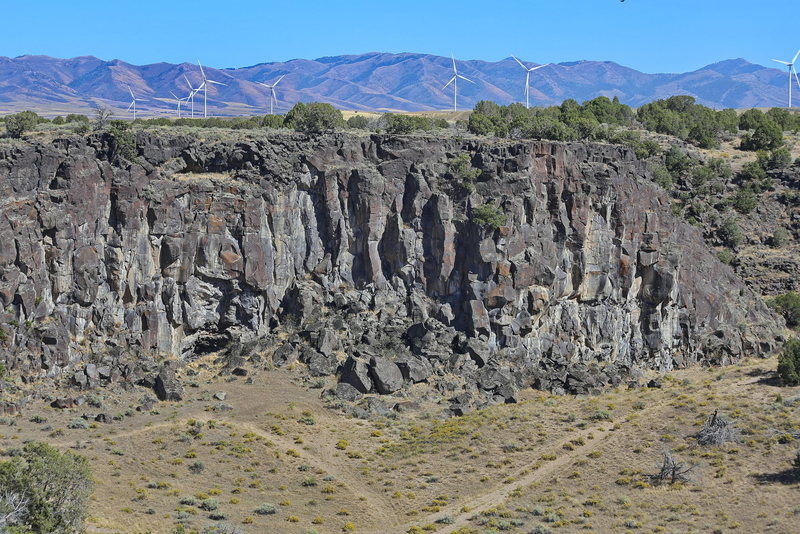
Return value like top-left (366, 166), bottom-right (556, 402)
top-left (1, 356), bottom-right (798, 534)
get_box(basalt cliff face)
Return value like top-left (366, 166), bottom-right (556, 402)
top-left (0, 131), bottom-right (782, 411)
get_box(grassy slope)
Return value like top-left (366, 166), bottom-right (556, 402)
top-left (1, 356), bottom-right (798, 534)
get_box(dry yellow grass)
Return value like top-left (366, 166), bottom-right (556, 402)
top-left (1, 355), bottom-right (798, 534)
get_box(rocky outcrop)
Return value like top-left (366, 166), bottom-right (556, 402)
top-left (0, 131), bottom-right (783, 407)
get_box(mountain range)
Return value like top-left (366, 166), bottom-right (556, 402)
top-left (0, 52), bottom-right (793, 117)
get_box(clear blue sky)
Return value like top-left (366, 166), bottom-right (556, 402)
top-left (1, 0), bottom-right (797, 72)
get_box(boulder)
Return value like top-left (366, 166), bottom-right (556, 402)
top-left (340, 356), bottom-right (372, 393)
top-left (396, 357), bottom-right (433, 383)
top-left (333, 383), bottom-right (363, 402)
top-left (51, 397), bottom-right (75, 409)
top-left (154, 364), bottom-right (183, 401)
top-left (369, 356), bottom-right (403, 394)
top-left (363, 396), bottom-right (392, 416)
top-left (463, 338), bottom-right (490, 367)
top-left (305, 351), bottom-right (338, 377)
top-left (273, 343), bottom-right (298, 367)
top-left (316, 328), bottom-right (339, 356)
top-left (94, 413), bottom-right (111, 423)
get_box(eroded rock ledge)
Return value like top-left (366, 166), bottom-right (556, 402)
top-left (0, 131), bottom-right (782, 410)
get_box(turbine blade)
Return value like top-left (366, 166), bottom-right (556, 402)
top-left (127, 102), bottom-right (134, 111)
top-left (512, 55), bottom-right (527, 70)
top-left (128, 85), bottom-right (135, 99)
top-left (451, 54), bottom-right (457, 73)
top-left (793, 49), bottom-right (800, 65)
top-left (207, 80), bottom-right (226, 86)
top-left (258, 82), bottom-right (270, 88)
top-left (457, 74), bottom-right (474, 83)
top-left (272, 88), bottom-right (278, 104)
top-left (198, 60), bottom-right (206, 79)
top-left (443, 76), bottom-right (456, 89)
top-left (529, 64), bottom-right (549, 72)
top-left (274, 74), bottom-right (285, 86)
top-left (184, 75), bottom-right (193, 89)
top-left (772, 59), bottom-right (792, 65)
top-left (794, 67), bottom-right (800, 90)
top-left (170, 91), bottom-right (179, 99)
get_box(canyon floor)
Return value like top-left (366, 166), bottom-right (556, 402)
top-left (1, 355), bottom-right (798, 534)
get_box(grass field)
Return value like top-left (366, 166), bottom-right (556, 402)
top-left (1, 354), bottom-right (798, 534)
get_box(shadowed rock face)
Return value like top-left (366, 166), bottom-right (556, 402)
top-left (0, 131), bottom-right (782, 402)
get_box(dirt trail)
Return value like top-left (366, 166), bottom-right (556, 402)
top-left (64, 410), bottom-right (400, 528)
top-left (394, 425), bottom-right (613, 534)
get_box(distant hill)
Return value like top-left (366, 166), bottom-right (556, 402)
top-left (0, 53), bottom-right (792, 117)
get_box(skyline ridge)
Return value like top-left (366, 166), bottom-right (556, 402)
top-left (0, 52), bottom-right (795, 116)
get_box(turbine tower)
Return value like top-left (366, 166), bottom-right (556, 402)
top-left (258, 75), bottom-right (285, 115)
top-left (170, 91), bottom-right (190, 118)
top-left (197, 60), bottom-right (226, 118)
top-left (443, 54), bottom-right (473, 112)
top-left (771, 49), bottom-right (800, 108)
top-left (183, 75), bottom-right (201, 118)
top-left (511, 56), bottom-right (550, 109)
top-left (127, 86), bottom-right (145, 120)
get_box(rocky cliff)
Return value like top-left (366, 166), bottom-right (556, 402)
top-left (0, 130), bottom-right (783, 410)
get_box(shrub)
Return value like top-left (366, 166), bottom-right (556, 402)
top-left (188, 461), bottom-right (205, 474)
top-left (768, 146), bottom-right (792, 169)
top-left (777, 339), bottom-right (800, 386)
top-left (262, 114), bottom-right (285, 129)
top-left (4, 111), bottom-right (40, 138)
top-left (448, 153), bottom-right (480, 191)
top-left (108, 120), bottom-right (137, 162)
top-left (664, 146), bottom-right (692, 176)
top-left (696, 410), bottom-right (739, 446)
top-left (468, 113), bottom-right (495, 136)
top-left (67, 418), bottom-right (89, 430)
top-left (179, 496), bottom-right (198, 506)
top-left (255, 503), bottom-right (277, 515)
top-left (346, 115), bottom-right (369, 130)
top-left (770, 228), bottom-right (790, 248)
top-left (285, 102), bottom-right (344, 133)
top-left (718, 218), bottom-right (743, 248)
top-left (739, 108), bottom-right (765, 131)
top-left (385, 114), bottom-right (432, 134)
top-left (741, 120), bottom-right (783, 151)
top-left (717, 249), bottom-right (735, 264)
top-left (0, 442), bottom-right (93, 533)
top-left (199, 498), bottom-right (219, 511)
top-left (730, 188), bottom-right (758, 214)
top-left (739, 160), bottom-right (767, 182)
top-left (651, 165), bottom-right (673, 189)
top-left (471, 204), bottom-right (507, 230)
top-left (769, 292), bottom-right (800, 328)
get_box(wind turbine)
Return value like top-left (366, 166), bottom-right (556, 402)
top-left (511, 56), bottom-right (551, 109)
top-left (170, 91), bottom-right (190, 118)
top-left (197, 60), bottom-right (227, 118)
top-left (442, 54), bottom-right (473, 112)
top-left (771, 49), bottom-right (800, 108)
top-left (258, 75), bottom-right (285, 115)
top-left (183, 75), bottom-right (201, 118)
top-left (127, 86), bottom-right (145, 120)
